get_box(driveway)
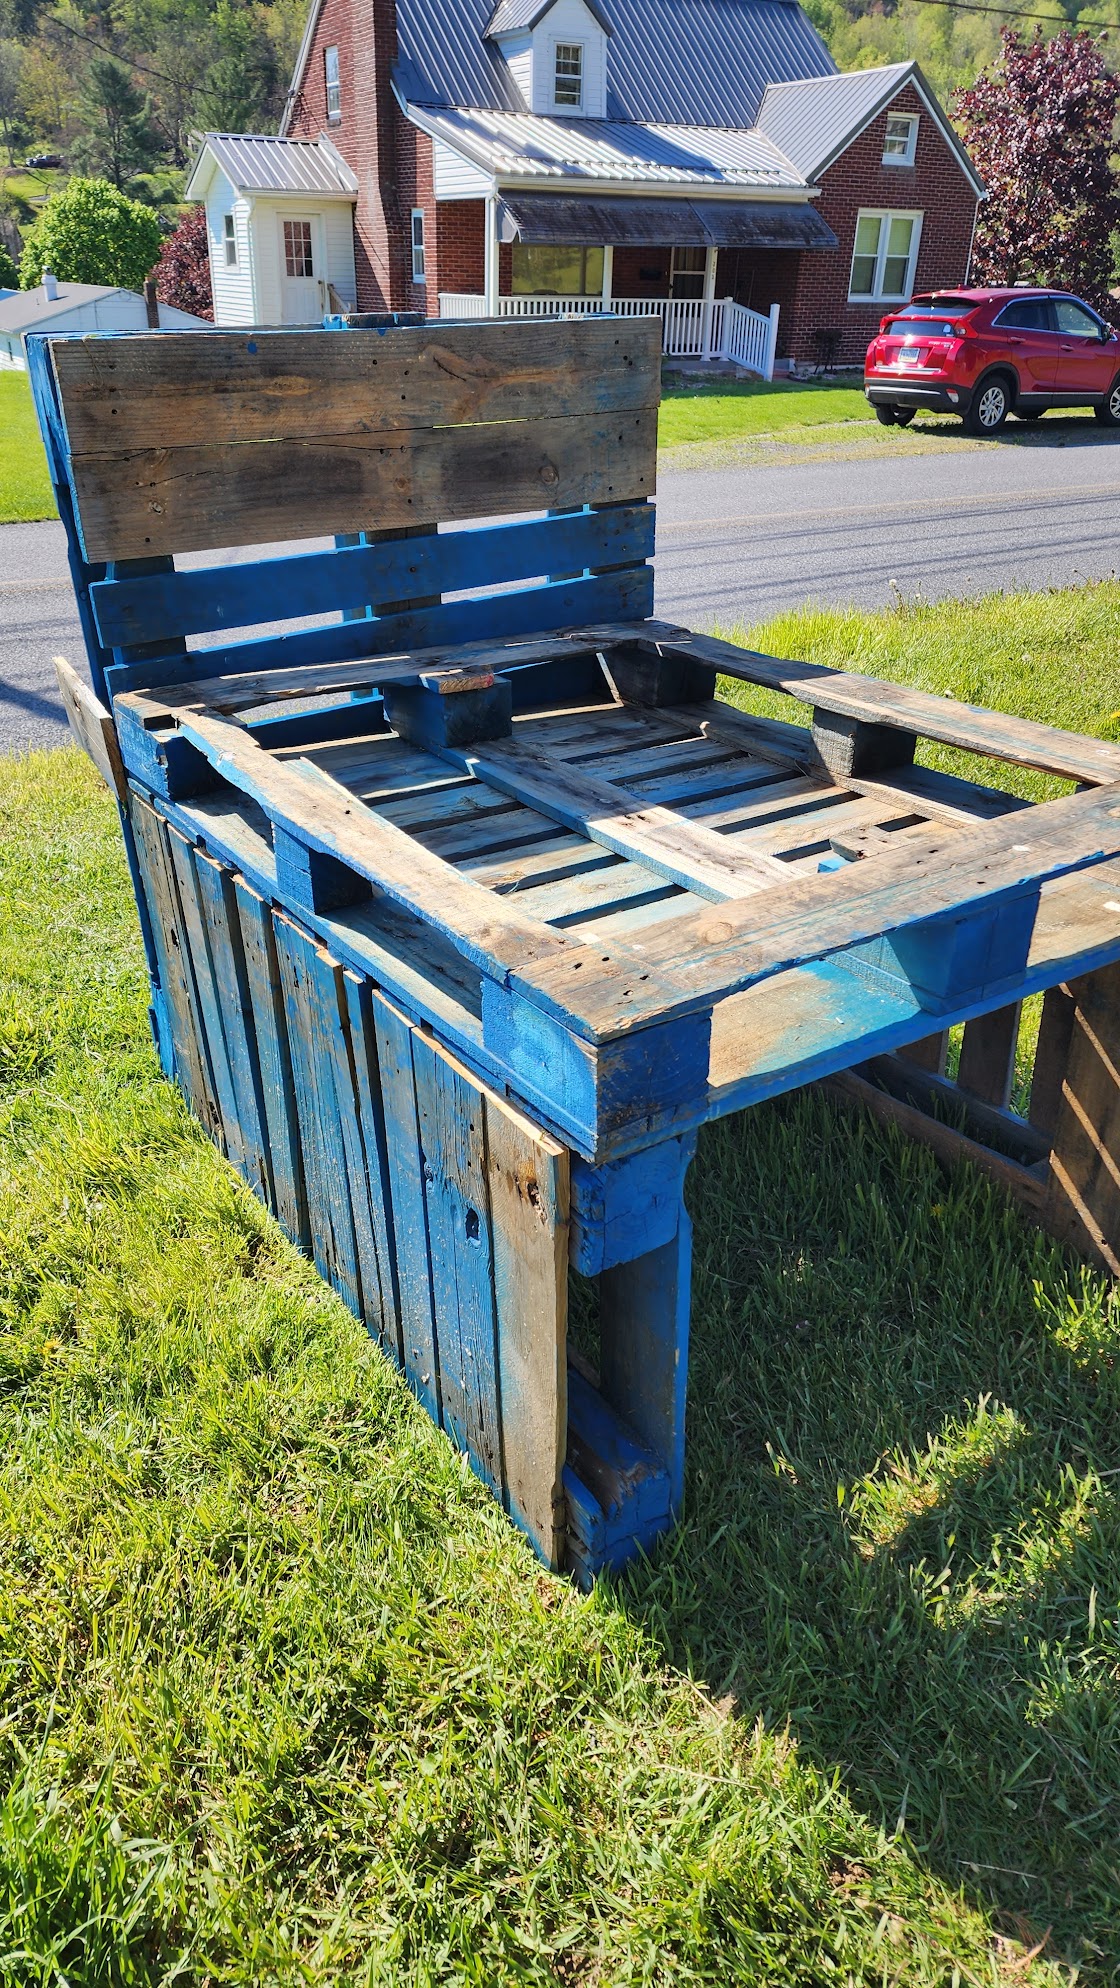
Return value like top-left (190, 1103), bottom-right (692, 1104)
top-left (3, 419), bottom-right (1120, 755)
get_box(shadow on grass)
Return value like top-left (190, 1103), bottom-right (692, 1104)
top-left (620, 1089), bottom-right (1120, 1978)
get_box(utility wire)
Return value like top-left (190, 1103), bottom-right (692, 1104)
top-left (42, 11), bottom-right (187, 90)
top-left (909, 0), bottom-right (1101, 21)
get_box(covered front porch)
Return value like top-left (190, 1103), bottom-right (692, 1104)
top-left (436, 191), bottom-right (837, 380)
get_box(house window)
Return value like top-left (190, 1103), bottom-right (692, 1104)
top-left (849, 210), bottom-right (922, 301)
top-left (510, 243), bottom-right (604, 295)
top-left (222, 212), bottom-right (237, 267)
top-left (670, 246), bottom-right (706, 300)
top-left (554, 42), bottom-right (583, 108)
top-left (882, 113), bottom-right (918, 166)
top-left (411, 209), bottom-right (425, 282)
top-left (283, 219), bottom-right (314, 279)
top-left (324, 44), bottom-right (341, 119)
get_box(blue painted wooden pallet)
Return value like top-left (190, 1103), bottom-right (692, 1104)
top-left (30, 316), bottom-right (1120, 1580)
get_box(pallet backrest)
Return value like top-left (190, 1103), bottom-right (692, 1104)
top-left (28, 316), bottom-right (661, 705)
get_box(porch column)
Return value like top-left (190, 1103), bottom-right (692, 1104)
top-left (601, 243), bottom-right (613, 308)
top-left (700, 245), bottom-right (718, 361)
top-left (484, 194), bottom-right (500, 316)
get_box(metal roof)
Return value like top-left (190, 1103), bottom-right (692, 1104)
top-left (409, 102), bottom-right (807, 187)
top-left (0, 284), bottom-right (132, 332)
top-left (499, 190), bottom-right (836, 245)
top-left (395, 0), bottom-right (836, 128)
top-left (756, 61), bottom-right (984, 191)
top-left (185, 132), bottom-right (358, 198)
top-left (486, 0), bottom-right (613, 35)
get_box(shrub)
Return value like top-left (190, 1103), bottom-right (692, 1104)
top-left (19, 176), bottom-right (163, 292)
top-left (154, 205), bottom-right (213, 320)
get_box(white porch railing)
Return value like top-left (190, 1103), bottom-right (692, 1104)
top-left (437, 292), bottom-right (780, 379)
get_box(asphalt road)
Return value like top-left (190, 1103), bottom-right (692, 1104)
top-left (4, 420), bottom-right (1120, 754)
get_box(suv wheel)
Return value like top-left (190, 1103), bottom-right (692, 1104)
top-left (964, 375), bottom-right (1010, 435)
top-left (1094, 375), bottom-right (1120, 426)
top-left (875, 405), bottom-right (898, 425)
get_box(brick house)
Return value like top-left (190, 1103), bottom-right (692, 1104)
top-left (186, 0), bottom-right (983, 370)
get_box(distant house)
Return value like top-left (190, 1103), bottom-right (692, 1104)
top-left (188, 0), bottom-right (983, 370)
top-left (0, 279), bottom-right (209, 369)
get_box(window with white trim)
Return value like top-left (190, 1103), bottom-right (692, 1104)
top-left (882, 113), bottom-right (918, 166)
top-left (324, 44), bottom-right (341, 119)
top-left (554, 41), bottom-right (583, 108)
top-left (222, 212), bottom-right (237, 267)
top-left (849, 210), bottom-right (923, 302)
top-left (411, 208), bottom-right (425, 283)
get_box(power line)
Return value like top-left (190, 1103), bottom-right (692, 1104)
top-left (42, 12), bottom-right (186, 91)
top-left (909, 0), bottom-right (1101, 22)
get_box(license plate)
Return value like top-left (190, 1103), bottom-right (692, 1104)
top-left (896, 346), bottom-right (924, 366)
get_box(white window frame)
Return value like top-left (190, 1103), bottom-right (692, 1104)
top-left (848, 209), bottom-right (923, 304)
top-left (324, 44), bottom-right (341, 120)
top-left (411, 208), bottom-right (426, 283)
top-left (222, 212), bottom-right (237, 268)
top-left (553, 39), bottom-right (584, 110)
top-left (882, 113), bottom-right (918, 167)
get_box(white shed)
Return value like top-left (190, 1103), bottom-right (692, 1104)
top-left (184, 133), bottom-right (358, 326)
top-left (0, 280), bottom-right (208, 368)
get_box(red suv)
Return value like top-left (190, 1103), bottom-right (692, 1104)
top-left (864, 287), bottom-right (1120, 435)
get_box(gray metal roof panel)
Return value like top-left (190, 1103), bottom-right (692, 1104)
top-left (397, 0), bottom-right (836, 126)
top-left (410, 103), bottom-right (807, 185)
top-left (487, 0), bottom-right (613, 34)
top-left (755, 64), bottom-right (911, 178)
top-left (0, 282), bottom-right (123, 332)
top-left (192, 132), bottom-right (358, 196)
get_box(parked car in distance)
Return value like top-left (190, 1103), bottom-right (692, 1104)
top-left (24, 152), bottom-right (63, 169)
top-left (864, 287), bottom-right (1120, 435)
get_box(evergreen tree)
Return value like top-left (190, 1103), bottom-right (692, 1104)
top-left (71, 52), bottom-right (160, 188)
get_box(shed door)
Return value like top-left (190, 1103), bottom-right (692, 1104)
top-left (278, 215), bottom-right (324, 324)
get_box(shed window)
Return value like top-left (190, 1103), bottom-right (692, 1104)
top-left (849, 210), bottom-right (922, 301)
top-left (411, 209), bottom-right (425, 282)
top-left (283, 219), bottom-right (314, 279)
top-left (223, 212), bottom-right (236, 267)
top-left (324, 44), bottom-right (341, 119)
top-left (882, 114), bottom-right (918, 166)
top-left (554, 42), bottom-right (583, 108)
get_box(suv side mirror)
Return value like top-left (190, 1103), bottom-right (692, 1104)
top-left (1103, 324), bottom-right (1116, 342)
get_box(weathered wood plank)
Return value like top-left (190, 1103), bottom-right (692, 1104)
top-left (342, 972), bottom-right (404, 1365)
top-left (1044, 962), bottom-right (1120, 1274)
top-left (128, 797), bottom-right (222, 1135)
top-left (640, 623), bottom-right (1120, 788)
top-left (826, 1067), bottom-right (1048, 1215)
top-left (956, 1002), bottom-right (1022, 1110)
top-left (273, 915), bottom-right (363, 1316)
top-left (52, 654), bottom-right (127, 800)
top-left (369, 995), bottom-right (441, 1421)
top-left (65, 408), bottom-right (658, 562)
top-left (1029, 982), bottom-right (1077, 1138)
top-left (233, 878), bottom-right (310, 1249)
top-left (51, 318), bottom-right (662, 453)
top-left (191, 849), bottom-right (273, 1204)
top-left (514, 780), bottom-right (1120, 1043)
top-left (486, 1095), bottom-right (569, 1565)
top-left (164, 826), bottom-right (248, 1170)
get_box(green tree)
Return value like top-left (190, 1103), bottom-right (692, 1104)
top-left (200, 0), bottom-right (275, 132)
top-left (0, 238), bottom-right (18, 286)
top-left (71, 52), bottom-right (159, 188)
top-left (19, 174), bottom-right (162, 287)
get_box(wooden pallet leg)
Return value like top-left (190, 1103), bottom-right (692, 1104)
top-left (563, 1135), bottom-right (696, 1582)
top-left (1044, 963), bottom-right (1120, 1275)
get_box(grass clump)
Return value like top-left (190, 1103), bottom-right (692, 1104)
top-left (5, 574), bottom-right (1120, 1984)
top-left (0, 369), bottom-right (56, 523)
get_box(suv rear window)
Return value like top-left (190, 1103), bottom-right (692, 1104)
top-left (893, 298), bottom-right (977, 317)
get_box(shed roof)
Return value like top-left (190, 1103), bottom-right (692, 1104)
top-left (185, 131), bottom-right (358, 200)
top-left (756, 61), bottom-right (984, 192)
top-left (0, 283), bottom-right (133, 332)
top-left (409, 102), bottom-right (807, 188)
top-left (394, 0), bottom-right (836, 129)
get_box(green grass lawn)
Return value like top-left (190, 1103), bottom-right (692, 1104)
top-left (5, 584), bottom-right (1120, 1981)
top-left (659, 374), bottom-right (875, 447)
top-left (0, 370), bottom-right (57, 524)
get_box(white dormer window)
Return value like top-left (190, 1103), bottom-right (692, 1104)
top-left (223, 213), bottom-right (237, 267)
top-left (554, 41), bottom-right (583, 109)
top-left (882, 114), bottom-right (918, 166)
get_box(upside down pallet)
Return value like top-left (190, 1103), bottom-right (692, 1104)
top-left (31, 316), bottom-right (1120, 1579)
